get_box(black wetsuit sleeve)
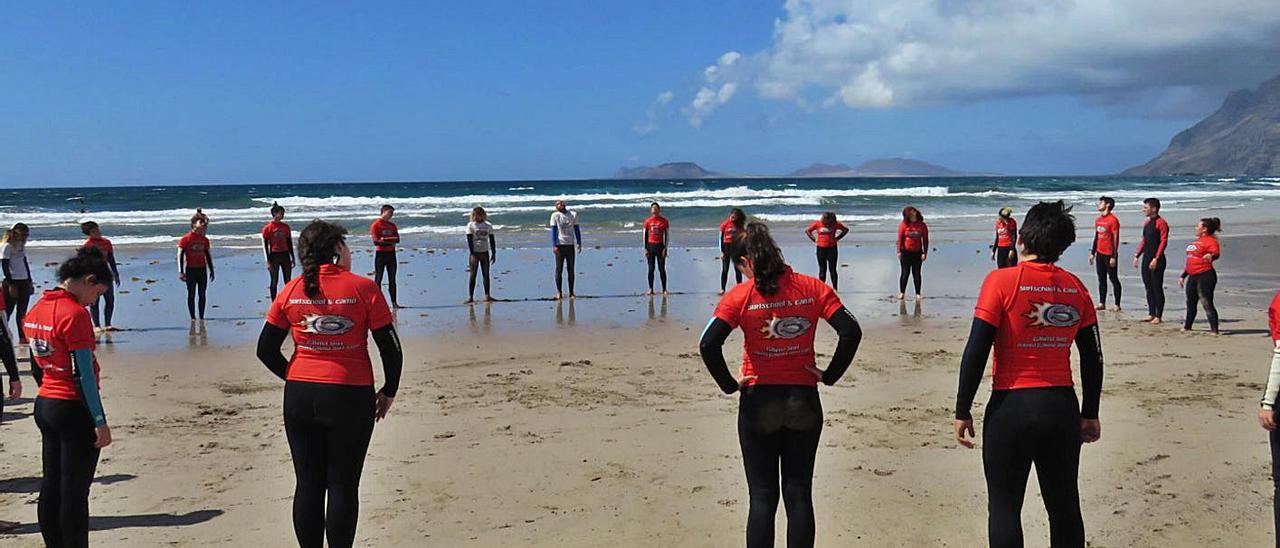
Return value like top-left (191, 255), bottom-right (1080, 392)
top-left (1075, 323), bottom-right (1104, 419)
top-left (107, 252), bottom-right (120, 281)
top-left (255, 323), bottom-right (290, 380)
top-left (0, 328), bottom-right (17, 382)
top-left (955, 319), bottom-right (997, 420)
top-left (642, 227), bottom-right (649, 246)
top-left (821, 307), bottom-right (862, 385)
top-left (488, 234), bottom-right (496, 258)
top-left (698, 318), bottom-right (740, 394)
top-left (466, 234), bottom-right (476, 254)
top-left (1, 258), bottom-right (11, 280)
top-left (372, 324), bottom-right (403, 398)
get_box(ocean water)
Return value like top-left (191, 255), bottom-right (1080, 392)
top-left (2, 176), bottom-right (1278, 249)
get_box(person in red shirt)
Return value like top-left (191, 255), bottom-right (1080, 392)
top-left (24, 248), bottom-right (115, 548)
top-left (370, 204), bottom-right (401, 308)
top-left (262, 202), bottom-right (295, 300)
top-left (643, 202), bottom-right (671, 295)
top-left (1089, 196), bottom-right (1122, 311)
top-left (954, 201), bottom-right (1104, 548)
top-left (256, 220), bottom-right (403, 548)
top-left (806, 212), bottom-right (849, 290)
top-left (1133, 198), bottom-right (1170, 323)
top-left (718, 208), bottom-right (746, 293)
top-left (1179, 217), bottom-right (1222, 334)
top-left (896, 206), bottom-right (929, 300)
top-left (699, 222), bottom-right (863, 547)
top-left (1258, 291), bottom-right (1280, 544)
top-left (80, 221), bottom-right (122, 332)
top-left (177, 219), bottom-right (214, 321)
top-left (991, 207), bottom-right (1018, 269)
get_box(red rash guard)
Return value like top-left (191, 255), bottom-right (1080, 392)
top-left (82, 237), bottom-right (113, 256)
top-left (178, 232), bottom-right (210, 268)
top-left (898, 221), bottom-right (928, 253)
top-left (1183, 235), bottom-right (1220, 276)
top-left (24, 289), bottom-right (100, 401)
top-left (262, 220), bottom-right (292, 253)
top-left (720, 219), bottom-right (740, 245)
top-left (644, 215), bottom-right (669, 244)
top-left (1269, 291), bottom-right (1280, 344)
top-left (1093, 214), bottom-right (1120, 256)
top-left (265, 264), bottom-right (394, 386)
top-left (973, 261), bottom-right (1098, 391)
top-left (995, 218), bottom-right (1017, 248)
top-left (712, 267), bottom-right (844, 387)
top-left (370, 219), bottom-right (400, 252)
top-left (807, 221), bottom-right (847, 248)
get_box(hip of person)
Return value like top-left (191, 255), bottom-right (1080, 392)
top-left (283, 380), bottom-right (376, 422)
top-left (267, 251), bottom-right (293, 265)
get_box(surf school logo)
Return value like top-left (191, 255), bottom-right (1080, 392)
top-left (1096, 225), bottom-right (1108, 233)
top-left (1185, 244), bottom-right (1198, 252)
top-left (29, 338), bottom-right (54, 358)
top-left (760, 315), bottom-right (813, 339)
top-left (300, 315), bottom-right (355, 335)
top-left (1024, 302), bottom-right (1081, 328)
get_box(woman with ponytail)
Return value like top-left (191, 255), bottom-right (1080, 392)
top-left (699, 222), bottom-right (863, 547)
top-left (255, 220), bottom-right (403, 548)
top-left (1180, 217), bottom-right (1222, 334)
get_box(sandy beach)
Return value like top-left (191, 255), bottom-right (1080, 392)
top-left (1, 228), bottom-right (1278, 547)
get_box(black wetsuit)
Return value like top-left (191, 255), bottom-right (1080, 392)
top-left (2, 252), bottom-right (32, 340)
top-left (89, 251), bottom-right (120, 328)
top-left (646, 243), bottom-right (667, 292)
top-left (554, 246), bottom-right (576, 295)
top-left (1183, 270), bottom-right (1219, 332)
top-left (35, 397), bottom-right (101, 548)
top-left (898, 251), bottom-right (923, 295)
top-left (185, 267), bottom-right (208, 320)
top-left (815, 247), bottom-right (838, 290)
top-left (0, 322), bottom-right (17, 422)
top-left (373, 251), bottom-right (397, 305)
top-left (267, 252), bottom-right (293, 300)
top-left (721, 242), bottom-right (743, 290)
top-left (1138, 217), bottom-right (1168, 318)
top-left (467, 231), bottom-right (497, 299)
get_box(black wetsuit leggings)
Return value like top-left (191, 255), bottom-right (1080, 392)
top-left (1270, 412), bottom-right (1280, 548)
top-left (1183, 270), bottom-right (1219, 332)
top-left (185, 267), bottom-right (208, 320)
top-left (284, 381), bottom-right (376, 548)
top-left (90, 284), bottom-right (114, 328)
top-left (35, 397), bottom-right (102, 548)
top-left (721, 243), bottom-right (742, 291)
top-left (739, 385), bottom-right (822, 548)
top-left (373, 250), bottom-right (397, 304)
top-left (899, 251), bottom-right (923, 295)
top-left (469, 252), bottom-right (491, 298)
top-left (1140, 255), bottom-right (1166, 318)
top-left (1094, 254), bottom-right (1121, 307)
top-left (815, 247), bottom-right (838, 290)
top-left (554, 245), bottom-right (576, 295)
top-left (646, 243), bottom-right (667, 291)
top-left (3, 278), bottom-right (33, 338)
top-left (983, 387), bottom-right (1084, 548)
top-left (995, 247), bottom-right (1018, 269)
top-left (268, 252), bottom-right (293, 300)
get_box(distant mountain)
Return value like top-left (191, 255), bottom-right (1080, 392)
top-left (1123, 75), bottom-right (1280, 176)
top-left (853, 158), bottom-right (965, 177)
top-left (615, 162), bottom-right (716, 179)
top-left (788, 163), bottom-right (857, 177)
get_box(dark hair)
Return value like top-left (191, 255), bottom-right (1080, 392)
top-left (381, 204), bottom-right (395, 213)
top-left (1099, 196), bottom-right (1115, 210)
top-left (650, 202), bottom-right (660, 209)
top-left (58, 247), bottom-right (113, 285)
top-left (730, 222), bottom-right (786, 296)
top-left (1200, 217), bottom-right (1222, 235)
top-left (729, 208), bottom-right (746, 227)
top-left (80, 221), bottom-right (100, 235)
top-left (1143, 197), bottom-right (1161, 211)
top-left (820, 211), bottom-right (836, 225)
top-left (1019, 201), bottom-right (1076, 262)
top-left (902, 206), bottom-right (923, 222)
top-left (298, 220), bottom-right (349, 298)
top-left (270, 201), bottom-right (285, 216)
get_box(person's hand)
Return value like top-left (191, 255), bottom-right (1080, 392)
top-left (1203, 253), bottom-right (1214, 262)
top-left (266, 264), bottom-right (272, 271)
top-left (576, 244), bottom-right (582, 254)
top-left (1178, 277), bottom-right (1186, 288)
top-left (662, 248), bottom-right (668, 259)
top-left (955, 419), bottom-right (976, 448)
top-left (1080, 419), bottom-right (1101, 443)
top-left (804, 365), bottom-right (825, 383)
top-left (921, 254), bottom-right (928, 262)
top-left (1088, 253), bottom-right (1095, 265)
top-left (94, 425), bottom-right (112, 449)
top-left (1149, 258), bottom-right (1159, 270)
top-left (8, 379), bottom-right (21, 400)
top-left (897, 251), bottom-right (902, 258)
top-left (115, 277), bottom-right (122, 288)
top-left (375, 392), bottom-right (394, 421)
top-left (1259, 408), bottom-right (1277, 431)
top-left (490, 254), bottom-right (497, 265)
top-left (553, 247), bottom-right (560, 256)
top-left (990, 251), bottom-right (996, 261)
top-left (737, 375), bottom-right (758, 389)
top-left (1109, 257), bottom-right (1117, 268)
top-left (1008, 250), bottom-right (1016, 261)
top-left (178, 272), bottom-right (187, 282)
top-left (1132, 256), bottom-right (1140, 269)
top-left (210, 270), bottom-right (216, 282)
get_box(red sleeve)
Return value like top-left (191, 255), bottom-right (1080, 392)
top-left (1110, 218), bottom-right (1119, 251)
top-left (713, 286), bottom-right (746, 328)
top-left (1208, 238), bottom-right (1221, 259)
top-left (265, 293), bottom-right (290, 329)
top-left (1155, 218), bottom-right (1169, 257)
top-left (896, 222), bottom-right (906, 251)
top-left (63, 310), bottom-right (97, 351)
top-left (1076, 277), bottom-right (1099, 328)
top-left (972, 271), bottom-right (1005, 327)
top-left (178, 233), bottom-right (190, 251)
top-left (806, 221), bottom-right (820, 236)
top-left (369, 222), bottom-right (379, 241)
top-left (817, 281), bottom-right (843, 319)
top-left (1269, 292), bottom-right (1280, 343)
top-left (365, 280), bottom-right (394, 330)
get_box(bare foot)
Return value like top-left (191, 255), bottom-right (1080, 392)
top-left (718, 290), bottom-right (725, 295)
top-left (662, 290), bottom-right (669, 296)
top-left (1150, 317), bottom-right (1162, 324)
top-left (1095, 303), bottom-right (1106, 310)
top-left (915, 294), bottom-right (924, 301)
top-left (554, 293), bottom-right (563, 301)
top-left (484, 295), bottom-right (495, 302)
top-left (1141, 315), bottom-right (1155, 322)
top-left (1113, 306), bottom-right (1122, 312)
top-left (463, 298), bottom-right (474, 305)
top-left (897, 293), bottom-right (906, 301)
top-left (569, 293), bottom-right (577, 300)
top-left (645, 289), bottom-right (655, 296)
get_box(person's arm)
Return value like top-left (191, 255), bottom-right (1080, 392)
top-left (372, 324), bottom-right (403, 398)
top-left (698, 318), bottom-right (741, 394)
top-left (835, 225), bottom-right (848, 241)
top-left (819, 307), bottom-right (862, 385)
top-left (922, 224), bottom-right (930, 254)
top-left (205, 248), bottom-right (215, 279)
top-left (107, 252), bottom-right (120, 283)
top-left (1110, 222), bottom-right (1119, 255)
top-left (466, 233), bottom-right (477, 254)
top-left (1010, 221), bottom-right (1017, 248)
top-left (262, 232), bottom-right (271, 263)
top-left (1156, 219), bottom-right (1170, 257)
top-left (1263, 343), bottom-right (1280, 409)
top-left (573, 224), bottom-right (582, 247)
top-left (176, 247), bottom-right (186, 276)
top-left (550, 222), bottom-right (559, 246)
top-left (488, 233), bottom-right (497, 261)
top-left (1, 328), bottom-right (18, 384)
top-left (806, 225), bottom-right (818, 243)
top-left (71, 348), bottom-right (107, 427)
top-left (896, 223), bottom-right (905, 253)
top-left (1075, 323), bottom-right (1103, 419)
top-left (287, 233), bottom-right (295, 263)
top-left (643, 226), bottom-right (650, 247)
top-left (255, 323), bottom-right (290, 380)
top-left (1, 257), bottom-right (11, 280)
top-left (954, 319), bottom-right (997, 420)
top-left (995, 224), bottom-right (1002, 251)
top-left (1090, 226), bottom-right (1098, 255)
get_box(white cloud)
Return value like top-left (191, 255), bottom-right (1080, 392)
top-left (633, 90), bottom-right (677, 136)
top-left (678, 0), bottom-right (1280, 123)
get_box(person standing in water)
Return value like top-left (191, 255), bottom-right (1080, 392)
top-left (643, 202), bottom-right (670, 295)
top-left (1256, 290), bottom-right (1280, 547)
top-left (1133, 198), bottom-right (1170, 323)
top-left (80, 222), bottom-right (121, 332)
top-left (700, 222), bottom-right (863, 548)
top-left (466, 207), bottom-right (496, 304)
top-left (370, 205), bottom-right (401, 308)
top-left (549, 200), bottom-right (581, 299)
top-left (719, 208), bottom-right (746, 294)
top-left (177, 219), bottom-right (214, 321)
top-left (991, 207), bottom-right (1018, 269)
top-left (1089, 196), bottom-right (1122, 311)
top-left (897, 206), bottom-right (928, 300)
top-left (256, 220), bottom-right (403, 548)
top-left (262, 202), bottom-right (295, 300)
top-left (1180, 217), bottom-right (1222, 334)
top-left (805, 212), bottom-right (848, 289)
top-left (25, 248), bottom-right (115, 548)
top-left (1, 223), bottom-right (33, 342)
top-left (955, 201), bottom-right (1104, 548)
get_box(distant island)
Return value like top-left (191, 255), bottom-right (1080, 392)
top-left (615, 158), bottom-right (973, 179)
top-left (615, 162), bottom-right (717, 179)
top-left (1123, 74), bottom-right (1280, 176)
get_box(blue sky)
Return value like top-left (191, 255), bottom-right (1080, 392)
top-left (2, 1), bottom-right (1278, 187)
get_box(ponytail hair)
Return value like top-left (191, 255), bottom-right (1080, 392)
top-left (1201, 217), bottom-right (1222, 235)
top-left (730, 222), bottom-right (787, 297)
top-left (270, 201), bottom-right (285, 216)
top-left (297, 220), bottom-right (348, 299)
